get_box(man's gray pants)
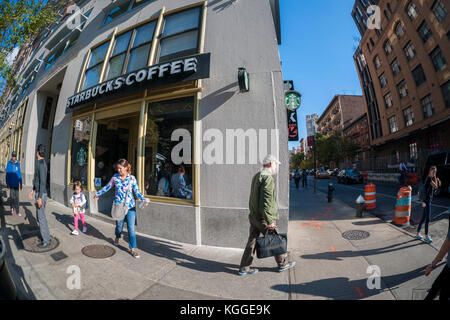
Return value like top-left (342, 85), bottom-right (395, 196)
top-left (36, 194), bottom-right (51, 244)
top-left (9, 187), bottom-right (19, 213)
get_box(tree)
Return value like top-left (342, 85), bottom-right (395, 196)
top-left (0, 0), bottom-right (61, 96)
top-left (291, 152), bottom-right (305, 169)
top-left (313, 133), bottom-right (359, 167)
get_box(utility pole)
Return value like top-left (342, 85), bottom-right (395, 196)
top-left (313, 136), bottom-right (317, 194)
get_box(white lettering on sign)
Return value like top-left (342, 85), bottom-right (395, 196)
top-left (67, 55), bottom-right (204, 109)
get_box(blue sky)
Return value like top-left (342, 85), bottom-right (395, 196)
top-left (279, 0), bottom-right (363, 150)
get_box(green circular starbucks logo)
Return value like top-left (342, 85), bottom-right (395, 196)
top-left (77, 147), bottom-right (87, 166)
top-left (285, 91), bottom-right (302, 111)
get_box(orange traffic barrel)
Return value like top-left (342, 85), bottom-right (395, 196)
top-left (394, 186), bottom-right (412, 227)
top-left (364, 183), bottom-right (376, 210)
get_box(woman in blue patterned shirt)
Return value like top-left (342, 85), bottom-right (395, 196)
top-left (94, 159), bottom-right (148, 258)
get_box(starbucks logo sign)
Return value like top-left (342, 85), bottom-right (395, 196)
top-left (285, 91), bottom-right (302, 111)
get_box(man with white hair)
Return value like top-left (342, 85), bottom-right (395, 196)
top-left (238, 155), bottom-right (296, 276)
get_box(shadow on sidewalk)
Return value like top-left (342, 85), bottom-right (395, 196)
top-left (271, 265), bottom-right (430, 299)
top-left (0, 202), bottom-right (37, 300)
top-left (300, 239), bottom-right (424, 261)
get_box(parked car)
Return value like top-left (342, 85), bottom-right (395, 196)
top-left (316, 170), bottom-right (330, 179)
top-left (422, 150), bottom-right (450, 196)
top-left (331, 168), bottom-right (340, 176)
top-left (338, 169), bottom-right (363, 184)
top-left (326, 169), bottom-right (334, 175)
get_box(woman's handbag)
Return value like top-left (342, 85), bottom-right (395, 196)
top-left (255, 229), bottom-right (287, 259)
top-left (111, 185), bottom-right (131, 221)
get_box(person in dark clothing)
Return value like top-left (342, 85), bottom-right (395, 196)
top-left (29, 144), bottom-right (51, 248)
top-left (293, 170), bottom-right (301, 189)
top-left (416, 166), bottom-right (441, 244)
top-left (424, 214), bottom-right (450, 300)
top-left (302, 169), bottom-right (308, 188)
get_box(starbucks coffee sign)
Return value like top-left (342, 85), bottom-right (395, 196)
top-left (66, 53), bottom-right (211, 111)
top-left (285, 90), bottom-right (302, 111)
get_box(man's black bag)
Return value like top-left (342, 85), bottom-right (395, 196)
top-left (255, 229), bottom-right (287, 259)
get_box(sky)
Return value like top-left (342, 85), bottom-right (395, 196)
top-left (279, 0), bottom-right (363, 150)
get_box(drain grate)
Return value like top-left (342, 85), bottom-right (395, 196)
top-left (50, 251), bottom-right (68, 262)
top-left (81, 245), bottom-right (116, 259)
top-left (21, 234), bottom-right (60, 253)
top-left (342, 230), bottom-right (370, 240)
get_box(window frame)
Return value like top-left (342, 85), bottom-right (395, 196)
top-left (388, 115), bottom-right (399, 133)
top-left (384, 40), bottom-right (393, 56)
top-left (432, 0), bottom-right (448, 23)
top-left (402, 106), bottom-right (414, 127)
top-left (406, 1), bottom-right (419, 20)
top-left (397, 80), bottom-right (408, 99)
top-left (429, 46), bottom-right (447, 72)
top-left (421, 94), bottom-right (435, 119)
top-left (418, 20), bottom-right (433, 43)
top-left (412, 64), bottom-right (427, 86)
top-left (391, 58), bottom-right (401, 76)
top-left (441, 80), bottom-right (450, 108)
top-left (403, 41), bottom-right (416, 61)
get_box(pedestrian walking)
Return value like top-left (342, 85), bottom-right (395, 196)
top-left (70, 181), bottom-right (87, 236)
top-left (399, 161), bottom-right (408, 186)
top-left (238, 154), bottom-right (296, 276)
top-left (302, 169), bottom-right (308, 188)
top-left (94, 159), bottom-right (148, 258)
top-left (416, 166), bottom-right (441, 244)
top-left (423, 214), bottom-right (450, 300)
top-left (6, 151), bottom-right (23, 216)
top-left (294, 170), bottom-right (301, 190)
top-left (28, 144), bottom-right (51, 248)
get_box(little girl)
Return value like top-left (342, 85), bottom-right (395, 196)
top-left (70, 181), bottom-right (87, 235)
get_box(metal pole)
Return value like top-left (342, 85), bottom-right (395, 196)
top-left (313, 136), bottom-right (317, 194)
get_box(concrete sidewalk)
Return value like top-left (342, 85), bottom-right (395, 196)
top-left (286, 183), bottom-right (447, 300)
top-left (0, 182), bottom-right (447, 300)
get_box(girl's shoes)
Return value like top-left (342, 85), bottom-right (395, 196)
top-left (424, 237), bottom-right (433, 244)
top-left (82, 226), bottom-right (87, 233)
top-left (71, 229), bottom-right (79, 236)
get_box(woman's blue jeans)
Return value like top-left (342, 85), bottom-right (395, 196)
top-left (115, 208), bottom-right (137, 249)
top-left (417, 200), bottom-right (432, 235)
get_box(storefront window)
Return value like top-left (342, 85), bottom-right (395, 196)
top-left (158, 7), bottom-right (201, 63)
top-left (144, 97), bottom-right (194, 199)
top-left (70, 117), bottom-right (92, 186)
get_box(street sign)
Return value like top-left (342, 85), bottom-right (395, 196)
top-left (285, 90), bottom-right (302, 111)
top-left (307, 135), bottom-right (314, 147)
top-left (288, 109), bottom-right (298, 142)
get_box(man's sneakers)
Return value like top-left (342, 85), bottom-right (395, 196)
top-left (238, 268), bottom-right (259, 276)
top-left (37, 241), bottom-right (51, 248)
top-left (71, 229), bottom-right (79, 236)
top-left (278, 261), bottom-right (296, 273)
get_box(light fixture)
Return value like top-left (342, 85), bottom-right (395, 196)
top-left (238, 67), bottom-right (249, 92)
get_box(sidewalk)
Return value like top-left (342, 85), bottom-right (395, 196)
top-left (0, 182), bottom-right (447, 300)
top-left (285, 182), bottom-right (447, 300)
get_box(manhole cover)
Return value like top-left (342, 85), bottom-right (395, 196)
top-left (21, 234), bottom-right (60, 253)
top-left (81, 245), bottom-right (116, 259)
top-left (342, 230), bottom-right (370, 240)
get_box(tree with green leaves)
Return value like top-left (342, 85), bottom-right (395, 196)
top-left (291, 152), bottom-right (305, 169)
top-left (312, 133), bottom-right (359, 167)
top-left (0, 0), bottom-right (61, 97)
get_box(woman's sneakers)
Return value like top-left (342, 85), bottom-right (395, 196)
top-left (238, 268), bottom-right (259, 276)
top-left (424, 237), bottom-right (433, 244)
top-left (415, 234), bottom-right (423, 240)
top-left (130, 249), bottom-right (140, 259)
top-left (71, 229), bottom-right (79, 236)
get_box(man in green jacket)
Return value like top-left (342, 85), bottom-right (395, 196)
top-left (239, 155), bottom-right (296, 276)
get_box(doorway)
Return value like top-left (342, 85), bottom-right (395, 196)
top-left (94, 112), bottom-right (140, 216)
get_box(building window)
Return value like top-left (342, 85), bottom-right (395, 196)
top-left (82, 42), bottom-right (110, 90)
top-left (374, 55), bottom-right (382, 69)
top-left (70, 117), bottom-right (92, 186)
top-left (409, 139), bottom-right (418, 160)
top-left (428, 131), bottom-right (440, 153)
top-left (441, 80), bottom-right (450, 108)
top-left (403, 106), bottom-right (414, 127)
top-left (418, 20), bottom-right (432, 42)
top-left (104, 1), bottom-right (131, 24)
top-left (384, 40), bottom-right (393, 56)
top-left (432, 0), bottom-right (448, 23)
top-left (391, 58), bottom-right (401, 76)
top-left (412, 64), bottom-right (427, 86)
top-left (421, 94), bottom-right (435, 119)
top-left (388, 116), bottom-right (399, 133)
top-left (403, 41), bottom-right (416, 61)
top-left (395, 21), bottom-right (406, 39)
top-left (379, 73), bottom-right (388, 88)
top-left (132, 0), bottom-right (153, 9)
top-left (397, 80), bottom-right (408, 98)
top-left (384, 92), bottom-right (393, 108)
top-left (144, 97), bottom-right (194, 199)
top-left (105, 20), bottom-right (156, 80)
top-left (406, 2), bottom-right (419, 20)
top-left (158, 7), bottom-right (201, 63)
top-left (429, 46), bottom-right (446, 71)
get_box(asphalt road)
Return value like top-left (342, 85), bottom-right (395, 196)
top-left (293, 176), bottom-right (450, 225)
